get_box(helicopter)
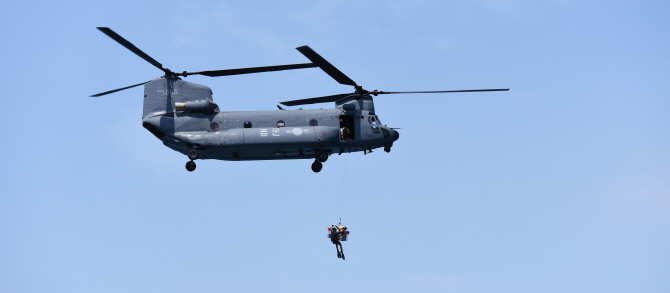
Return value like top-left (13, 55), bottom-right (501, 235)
top-left (92, 27), bottom-right (509, 172)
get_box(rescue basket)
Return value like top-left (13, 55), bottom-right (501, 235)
top-left (327, 227), bottom-right (350, 241)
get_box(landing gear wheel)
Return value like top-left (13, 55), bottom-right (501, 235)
top-left (316, 152), bottom-right (329, 162)
top-left (311, 160), bottom-right (323, 173)
top-left (188, 149), bottom-right (199, 160)
top-left (384, 146), bottom-right (391, 153)
top-left (186, 161), bottom-right (196, 172)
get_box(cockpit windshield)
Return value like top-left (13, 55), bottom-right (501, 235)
top-left (368, 115), bottom-right (382, 125)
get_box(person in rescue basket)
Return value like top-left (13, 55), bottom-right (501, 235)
top-left (330, 225), bottom-right (346, 260)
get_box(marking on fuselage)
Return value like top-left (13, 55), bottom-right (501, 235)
top-left (292, 128), bottom-right (303, 136)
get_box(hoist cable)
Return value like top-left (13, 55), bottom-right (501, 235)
top-left (339, 154), bottom-right (347, 219)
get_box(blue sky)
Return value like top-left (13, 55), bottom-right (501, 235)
top-left (1, 1), bottom-right (669, 292)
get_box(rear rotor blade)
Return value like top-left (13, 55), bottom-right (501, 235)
top-left (97, 27), bottom-right (166, 72)
top-left (280, 93), bottom-right (354, 106)
top-left (90, 80), bottom-right (154, 97)
top-left (373, 88), bottom-right (510, 95)
top-left (296, 46), bottom-right (358, 87)
top-left (187, 63), bottom-right (317, 77)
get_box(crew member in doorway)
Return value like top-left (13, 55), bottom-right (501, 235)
top-left (341, 127), bottom-right (352, 141)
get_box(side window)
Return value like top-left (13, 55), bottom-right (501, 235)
top-left (369, 115), bottom-right (381, 134)
top-left (309, 119), bottom-right (318, 126)
top-left (371, 125), bottom-right (381, 135)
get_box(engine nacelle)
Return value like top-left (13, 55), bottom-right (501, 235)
top-left (175, 99), bottom-right (218, 114)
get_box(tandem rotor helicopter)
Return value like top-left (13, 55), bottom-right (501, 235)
top-left (91, 27), bottom-right (508, 172)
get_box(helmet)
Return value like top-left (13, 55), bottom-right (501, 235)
top-left (339, 226), bottom-right (344, 230)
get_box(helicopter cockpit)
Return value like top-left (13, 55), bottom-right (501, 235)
top-left (369, 115), bottom-right (382, 135)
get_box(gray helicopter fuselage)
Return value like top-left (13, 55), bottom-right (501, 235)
top-left (141, 78), bottom-right (398, 161)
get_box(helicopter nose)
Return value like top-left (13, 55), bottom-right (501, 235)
top-left (393, 130), bottom-right (400, 141)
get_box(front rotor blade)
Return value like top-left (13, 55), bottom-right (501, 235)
top-left (188, 63), bottom-right (317, 77)
top-left (90, 80), bottom-right (154, 97)
top-left (374, 89), bottom-right (510, 95)
top-left (296, 46), bottom-right (358, 87)
top-left (97, 27), bottom-right (165, 72)
top-left (280, 93), bottom-right (354, 106)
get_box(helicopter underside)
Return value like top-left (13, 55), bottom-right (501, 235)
top-left (163, 135), bottom-right (387, 161)
top-left (198, 146), bottom-right (380, 161)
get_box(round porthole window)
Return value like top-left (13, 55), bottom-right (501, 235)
top-left (309, 119), bottom-right (318, 126)
top-left (244, 121), bottom-right (252, 128)
top-left (276, 120), bottom-right (285, 128)
top-left (210, 122), bottom-right (219, 131)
